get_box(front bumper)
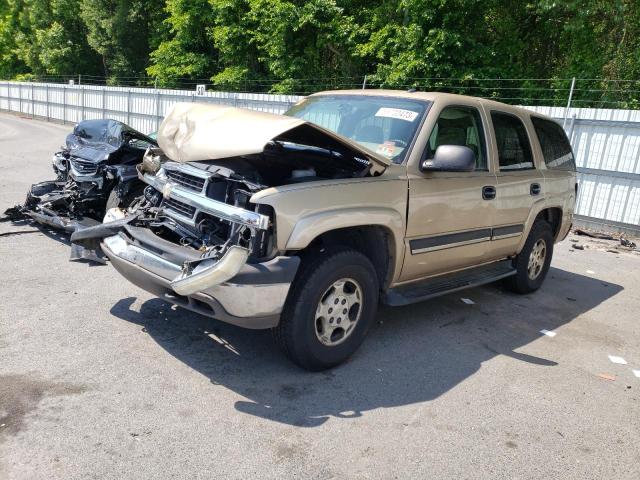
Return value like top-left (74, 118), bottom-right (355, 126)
top-left (101, 228), bottom-right (300, 329)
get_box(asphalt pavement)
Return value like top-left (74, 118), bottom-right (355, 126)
top-left (1, 113), bottom-right (639, 479)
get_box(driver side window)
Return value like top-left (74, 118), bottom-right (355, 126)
top-left (425, 106), bottom-right (487, 170)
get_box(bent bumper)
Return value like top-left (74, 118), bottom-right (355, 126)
top-left (101, 231), bottom-right (300, 329)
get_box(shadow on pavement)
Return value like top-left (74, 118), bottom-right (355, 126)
top-left (109, 267), bottom-right (622, 427)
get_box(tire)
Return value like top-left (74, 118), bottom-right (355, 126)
top-left (273, 247), bottom-right (379, 371)
top-left (505, 220), bottom-right (554, 294)
top-left (105, 183), bottom-right (145, 211)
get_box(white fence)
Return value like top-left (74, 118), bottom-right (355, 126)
top-left (1, 81), bottom-right (639, 234)
top-left (527, 106), bottom-right (640, 234)
top-left (0, 81), bottom-right (297, 133)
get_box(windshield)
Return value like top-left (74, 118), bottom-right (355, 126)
top-left (73, 119), bottom-right (123, 147)
top-left (285, 95), bottom-right (430, 164)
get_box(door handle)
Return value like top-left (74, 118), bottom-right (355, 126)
top-left (530, 183), bottom-right (541, 196)
top-left (482, 186), bottom-right (496, 200)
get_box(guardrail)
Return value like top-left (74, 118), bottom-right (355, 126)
top-left (1, 81), bottom-right (639, 234)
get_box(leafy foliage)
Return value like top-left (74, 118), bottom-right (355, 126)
top-left (0, 0), bottom-right (638, 106)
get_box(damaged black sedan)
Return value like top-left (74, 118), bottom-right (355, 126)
top-left (3, 119), bottom-right (156, 234)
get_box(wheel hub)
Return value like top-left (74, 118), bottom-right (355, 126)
top-left (315, 278), bottom-right (363, 346)
top-left (527, 239), bottom-right (547, 280)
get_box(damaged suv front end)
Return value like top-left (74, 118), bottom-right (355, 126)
top-left (100, 159), bottom-right (300, 328)
top-left (73, 101), bottom-right (391, 327)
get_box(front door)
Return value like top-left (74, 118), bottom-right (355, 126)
top-left (401, 102), bottom-right (497, 282)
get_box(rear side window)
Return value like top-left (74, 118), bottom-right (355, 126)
top-left (491, 112), bottom-right (534, 171)
top-left (531, 117), bottom-right (576, 171)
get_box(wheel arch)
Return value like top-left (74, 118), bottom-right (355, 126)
top-left (287, 211), bottom-right (403, 290)
top-left (517, 206), bottom-right (564, 253)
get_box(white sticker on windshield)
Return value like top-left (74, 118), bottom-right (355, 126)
top-left (375, 107), bottom-right (419, 122)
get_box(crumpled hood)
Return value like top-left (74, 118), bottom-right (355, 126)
top-left (66, 140), bottom-right (118, 163)
top-left (156, 103), bottom-right (390, 172)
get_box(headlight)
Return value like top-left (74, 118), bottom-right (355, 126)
top-left (141, 148), bottom-right (162, 173)
top-left (52, 153), bottom-right (66, 171)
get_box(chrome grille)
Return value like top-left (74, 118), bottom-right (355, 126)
top-left (163, 197), bottom-right (196, 219)
top-left (70, 158), bottom-right (99, 175)
top-left (166, 169), bottom-right (206, 192)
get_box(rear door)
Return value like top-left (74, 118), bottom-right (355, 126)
top-left (488, 110), bottom-right (545, 259)
top-left (530, 116), bottom-right (577, 231)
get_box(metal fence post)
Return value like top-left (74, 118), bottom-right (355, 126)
top-left (7, 82), bottom-right (10, 112)
top-left (362, 75), bottom-right (367, 89)
top-left (127, 89), bottom-right (131, 125)
top-left (45, 84), bottom-right (50, 121)
top-left (30, 83), bottom-right (34, 118)
top-left (568, 113), bottom-right (577, 144)
top-left (18, 83), bottom-right (22, 113)
top-left (81, 85), bottom-right (85, 121)
top-left (563, 77), bottom-right (576, 128)
top-left (63, 85), bottom-right (66, 124)
top-left (102, 86), bottom-right (106, 118)
top-left (155, 89), bottom-right (161, 130)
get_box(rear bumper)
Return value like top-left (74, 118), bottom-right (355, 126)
top-left (101, 230), bottom-right (300, 329)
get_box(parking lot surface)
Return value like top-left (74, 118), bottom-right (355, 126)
top-left (1, 113), bottom-right (639, 479)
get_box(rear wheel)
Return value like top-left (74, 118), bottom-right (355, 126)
top-left (505, 220), bottom-right (554, 294)
top-left (273, 248), bottom-right (379, 371)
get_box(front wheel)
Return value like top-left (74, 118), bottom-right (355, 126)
top-left (105, 183), bottom-right (145, 212)
top-left (505, 220), bottom-right (554, 294)
top-left (273, 248), bottom-right (379, 371)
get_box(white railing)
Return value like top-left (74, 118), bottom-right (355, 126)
top-left (1, 81), bottom-right (639, 234)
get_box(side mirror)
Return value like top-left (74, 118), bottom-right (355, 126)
top-left (421, 145), bottom-right (476, 172)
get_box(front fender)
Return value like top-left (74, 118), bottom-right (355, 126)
top-left (285, 206), bottom-right (404, 250)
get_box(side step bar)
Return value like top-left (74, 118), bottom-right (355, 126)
top-left (383, 260), bottom-right (516, 306)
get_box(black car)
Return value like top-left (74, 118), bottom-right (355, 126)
top-left (4, 119), bottom-right (156, 234)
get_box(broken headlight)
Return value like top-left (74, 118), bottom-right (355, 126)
top-left (141, 147), bottom-right (163, 174)
top-left (52, 153), bottom-right (67, 173)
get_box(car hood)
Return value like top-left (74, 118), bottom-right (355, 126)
top-left (156, 102), bottom-right (390, 174)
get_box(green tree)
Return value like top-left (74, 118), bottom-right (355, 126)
top-left (208, 0), bottom-right (363, 92)
top-left (146, 0), bottom-right (217, 86)
top-left (0, 0), bottom-right (101, 77)
top-left (80, 0), bottom-right (164, 79)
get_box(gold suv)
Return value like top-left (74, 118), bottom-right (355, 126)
top-left (73, 90), bottom-right (577, 370)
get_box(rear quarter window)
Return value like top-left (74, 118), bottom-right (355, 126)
top-left (531, 117), bottom-right (576, 171)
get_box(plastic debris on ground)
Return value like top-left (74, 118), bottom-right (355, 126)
top-left (633, 370), bottom-right (640, 379)
top-left (597, 373), bottom-right (616, 381)
top-left (460, 298), bottom-right (475, 305)
top-left (620, 236), bottom-right (637, 249)
top-left (608, 355), bottom-right (628, 365)
top-left (540, 329), bottom-right (557, 337)
top-left (586, 270), bottom-right (595, 274)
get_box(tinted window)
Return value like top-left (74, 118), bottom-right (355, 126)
top-left (532, 117), bottom-right (576, 171)
top-left (491, 112), bottom-right (534, 170)
top-left (426, 106), bottom-right (487, 170)
top-left (73, 119), bottom-right (123, 146)
top-left (285, 95), bottom-right (429, 164)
